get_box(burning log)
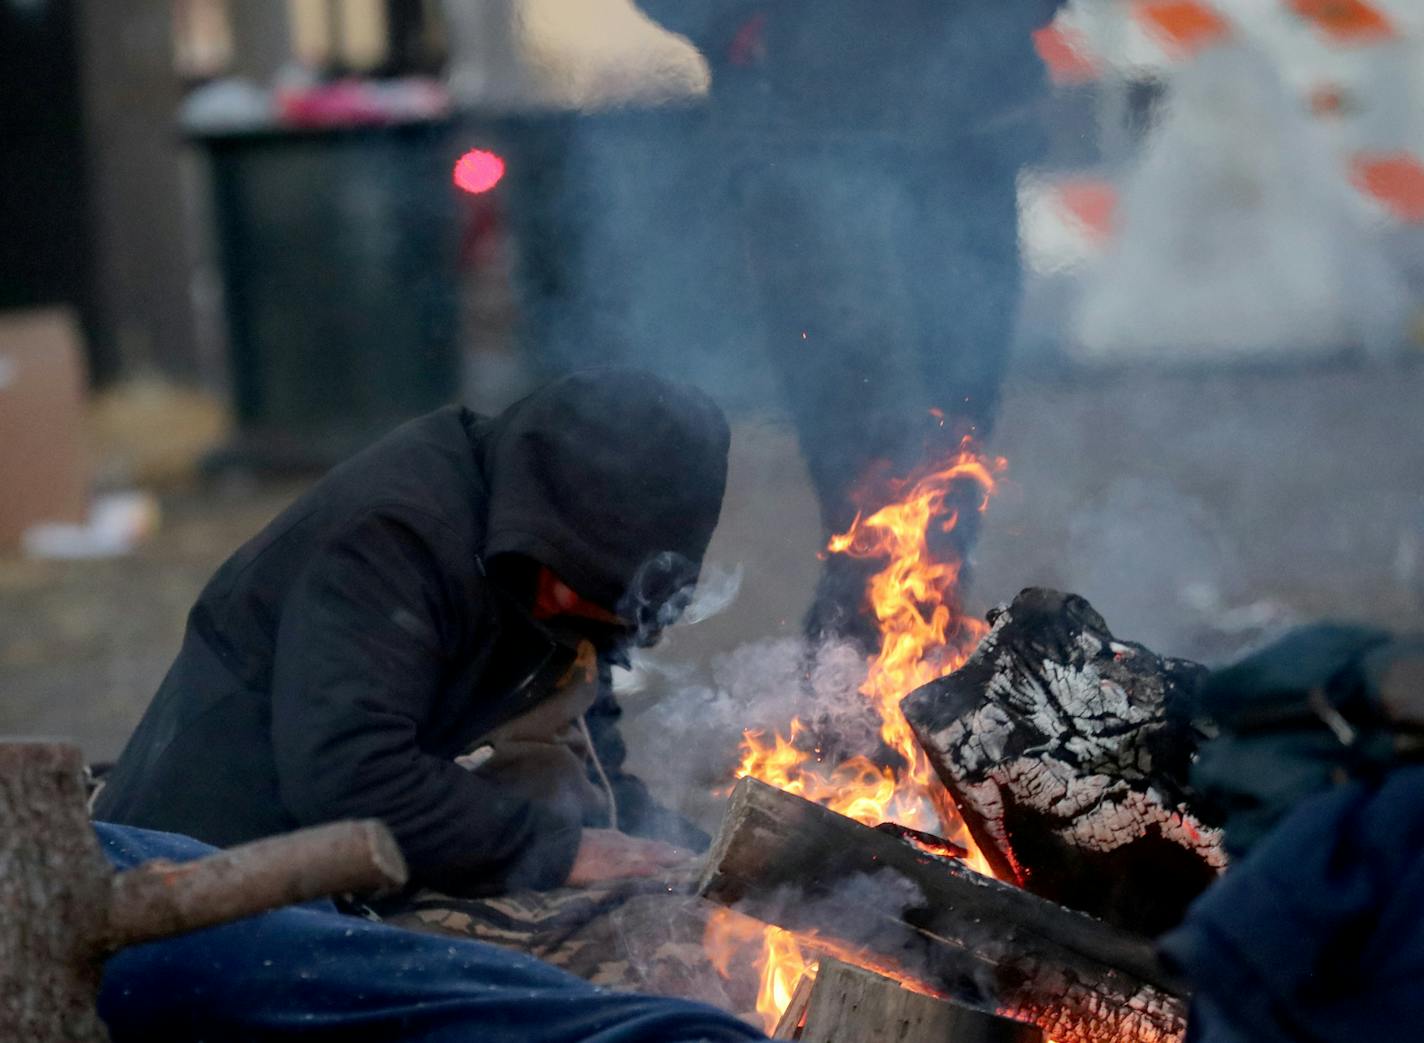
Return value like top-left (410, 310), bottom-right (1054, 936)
top-left (700, 777), bottom-right (1188, 1043)
top-left (774, 958), bottom-right (1042, 1043)
top-left (0, 740), bottom-right (408, 1043)
top-left (901, 589), bottom-right (1226, 935)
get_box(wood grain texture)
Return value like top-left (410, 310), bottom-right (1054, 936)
top-left (700, 777), bottom-right (1187, 1043)
top-left (0, 742), bottom-right (113, 1043)
top-left (902, 589), bottom-right (1225, 935)
top-left (2, 739), bottom-right (409, 1042)
top-left (106, 819), bottom-right (407, 949)
top-left (798, 959), bottom-right (1041, 1043)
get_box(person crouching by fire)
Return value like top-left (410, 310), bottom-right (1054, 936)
top-left (94, 369), bottom-right (729, 895)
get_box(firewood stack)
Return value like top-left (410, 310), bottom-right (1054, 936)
top-left (701, 778), bottom-right (1188, 1043)
top-left (701, 589), bottom-right (1228, 1043)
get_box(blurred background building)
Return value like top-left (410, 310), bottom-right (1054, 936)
top-left (5, 0), bottom-right (1421, 396)
top-left (2, 0), bottom-right (1423, 783)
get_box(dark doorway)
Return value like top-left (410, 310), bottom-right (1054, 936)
top-left (0, 0), bottom-right (100, 375)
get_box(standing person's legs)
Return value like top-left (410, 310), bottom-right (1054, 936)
top-left (900, 153), bottom-right (1025, 571)
top-left (512, 110), bottom-right (756, 399)
top-left (735, 145), bottom-right (936, 648)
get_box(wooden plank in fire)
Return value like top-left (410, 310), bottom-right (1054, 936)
top-left (776, 958), bottom-right (1043, 1043)
top-left (699, 777), bottom-right (1188, 1043)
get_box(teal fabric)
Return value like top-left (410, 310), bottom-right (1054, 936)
top-left (1192, 624), bottom-right (1421, 855)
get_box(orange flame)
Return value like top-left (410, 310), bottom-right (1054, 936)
top-left (705, 909), bottom-right (817, 1032)
top-left (734, 440), bottom-right (1002, 852)
top-left (711, 440), bottom-right (1007, 1028)
top-left (700, 906), bottom-right (814, 1031)
top-left (704, 907), bottom-right (946, 1034)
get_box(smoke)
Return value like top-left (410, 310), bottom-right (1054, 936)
top-left (679, 562), bottom-right (746, 626)
top-left (626, 634), bottom-right (871, 743)
top-left (497, 1), bottom-right (1060, 419)
top-left (714, 868), bottom-right (996, 1008)
top-left (756, 869), bottom-right (933, 954)
top-left (617, 634), bottom-right (878, 827)
top-left (473, 6), bottom-right (1424, 772)
top-left (617, 554), bottom-right (744, 649)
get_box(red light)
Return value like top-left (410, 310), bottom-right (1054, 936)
top-left (454, 149), bottom-right (505, 194)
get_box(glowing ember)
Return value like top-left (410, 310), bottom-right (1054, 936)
top-left (710, 439), bottom-right (1006, 1028)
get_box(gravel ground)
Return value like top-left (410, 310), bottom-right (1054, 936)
top-left (0, 481), bottom-right (306, 762)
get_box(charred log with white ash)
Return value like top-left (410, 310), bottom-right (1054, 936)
top-left (901, 589), bottom-right (1226, 935)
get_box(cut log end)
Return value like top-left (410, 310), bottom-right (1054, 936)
top-left (901, 588), bottom-right (1225, 935)
top-left (0, 738), bottom-right (88, 776)
top-left (794, 959), bottom-right (1043, 1043)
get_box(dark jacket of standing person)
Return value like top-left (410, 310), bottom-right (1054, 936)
top-left (638, 0), bottom-right (1064, 147)
top-left (94, 370), bottom-right (730, 895)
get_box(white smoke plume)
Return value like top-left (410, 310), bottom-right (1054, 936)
top-left (618, 635), bottom-right (879, 829)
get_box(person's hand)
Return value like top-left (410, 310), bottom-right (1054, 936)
top-left (566, 828), bottom-right (693, 886)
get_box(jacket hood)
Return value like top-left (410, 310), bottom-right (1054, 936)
top-left (477, 368), bottom-right (731, 619)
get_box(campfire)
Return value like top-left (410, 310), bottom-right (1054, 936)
top-left (698, 443), bottom-right (1223, 1043)
top-left (733, 442), bottom-right (1003, 844)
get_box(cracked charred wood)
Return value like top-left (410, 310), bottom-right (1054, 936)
top-left (901, 589), bottom-right (1226, 936)
top-left (700, 777), bottom-right (1188, 1043)
top-left (787, 958), bottom-right (1042, 1043)
top-left (0, 740), bottom-right (408, 1043)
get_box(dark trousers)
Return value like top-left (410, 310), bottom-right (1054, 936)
top-left (730, 136), bottom-right (1022, 643)
top-left (508, 115), bottom-right (1025, 645)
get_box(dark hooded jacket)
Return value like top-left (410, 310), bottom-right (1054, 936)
top-left (94, 370), bottom-right (730, 894)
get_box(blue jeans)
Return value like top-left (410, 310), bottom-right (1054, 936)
top-left (96, 822), bottom-right (765, 1043)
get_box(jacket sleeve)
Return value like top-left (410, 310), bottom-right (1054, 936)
top-left (268, 509), bottom-right (581, 895)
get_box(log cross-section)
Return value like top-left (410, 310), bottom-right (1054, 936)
top-left (699, 777), bottom-right (1188, 1043)
top-left (900, 589), bottom-right (1225, 935)
top-left (793, 958), bottom-right (1043, 1043)
top-left (0, 739), bottom-right (408, 1043)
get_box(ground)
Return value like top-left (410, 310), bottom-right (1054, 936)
top-left (3, 358), bottom-right (1422, 834)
